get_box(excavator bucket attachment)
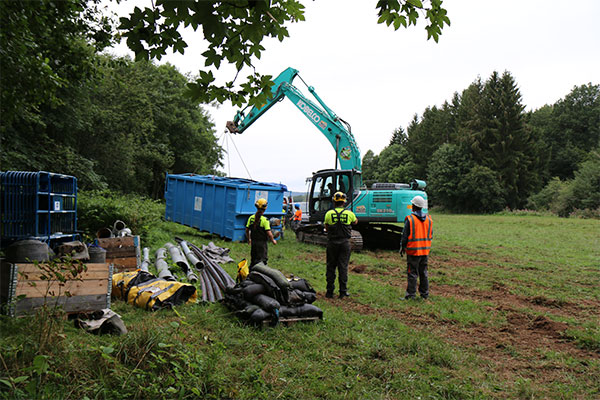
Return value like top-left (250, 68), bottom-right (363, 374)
top-left (226, 121), bottom-right (239, 133)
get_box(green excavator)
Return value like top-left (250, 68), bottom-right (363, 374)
top-left (227, 67), bottom-right (428, 250)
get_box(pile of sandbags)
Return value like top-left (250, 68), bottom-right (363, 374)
top-left (224, 262), bottom-right (322, 325)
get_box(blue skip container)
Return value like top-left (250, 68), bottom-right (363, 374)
top-left (164, 174), bottom-right (287, 241)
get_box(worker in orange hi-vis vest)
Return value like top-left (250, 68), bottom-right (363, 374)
top-left (291, 203), bottom-right (302, 231)
top-left (399, 195), bottom-right (433, 300)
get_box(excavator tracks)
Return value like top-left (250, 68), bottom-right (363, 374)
top-left (295, 226), bottom-right (363, 251)
top-left (294, 223), bottom-right (401, 251)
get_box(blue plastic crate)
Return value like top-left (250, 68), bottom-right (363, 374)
top-left (1, 171), bottom-right (78, 245)
top-left (165, 174), bottom-right (287, 241)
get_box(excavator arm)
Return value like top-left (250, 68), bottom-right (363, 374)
top-left (226, 67), bottom-right (362, 172)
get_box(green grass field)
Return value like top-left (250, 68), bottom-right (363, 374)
top-left (1, 213), bottom-right (598, 399)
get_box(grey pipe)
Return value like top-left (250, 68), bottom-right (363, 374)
top-left (140, 247), bottom-right (150, 272)
top-left (180, 240), bottom-right (203, 270)
top-left (113, 220), bottom-right (126, 233)
top-left (117, 227), bottom-right (132, 237)
top-left (155, 248), bottom-right (175, 281)
top-left (165, 242), bottom-right (197, 283)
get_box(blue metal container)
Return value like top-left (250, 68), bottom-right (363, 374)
top-left (164, 174), bottom-right (287, 241)
top-left (0, 171), bottom-right (78, 245)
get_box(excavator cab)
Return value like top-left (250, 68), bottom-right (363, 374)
top-left (307, 169), bottom-right (359, 223)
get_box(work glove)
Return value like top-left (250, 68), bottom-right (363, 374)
top-left (399, 247), bottom-right (405, 257)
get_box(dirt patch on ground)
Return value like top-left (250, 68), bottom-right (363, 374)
top-left (297, 252), bottom-right (325, 263)
top-left (350, 264), bottom-right (368, 274)
top-left (319, 281), bottom-right (599, 394)
top-left (432, 283), bottom-right (597, 321)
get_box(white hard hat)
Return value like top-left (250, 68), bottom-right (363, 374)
top-left (411, 195), bottom-right (427, 209)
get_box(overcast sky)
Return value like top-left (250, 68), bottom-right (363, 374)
top-left (107, 0), bottom-right (600, 192)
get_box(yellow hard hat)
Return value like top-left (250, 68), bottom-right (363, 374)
top-left (255, 198), bottom-right (268, 210)
top-left (333, 192), bottom-right (347, 202)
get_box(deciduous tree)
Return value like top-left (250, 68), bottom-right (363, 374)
top-left (118, 0), bottom-right (450, 107)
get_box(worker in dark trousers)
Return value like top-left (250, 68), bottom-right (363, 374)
top-left (291, 203), bottom-right (302, 231)
top-left (399, 195), bottom-right (433, 300)
top-left (246, 198), bottom-right (277, 268)
top-left (324, 192), bottom-right (358, 299)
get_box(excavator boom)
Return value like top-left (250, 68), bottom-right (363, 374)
top-left (227, 67), bottom-right (361, 171)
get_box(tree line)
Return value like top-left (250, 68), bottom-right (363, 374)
top-left (362, 72), bottom-right (599, 216)
top-left (2, 2), bottom-right (597, 216)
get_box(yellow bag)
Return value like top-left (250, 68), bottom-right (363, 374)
top-left (112, 271), bottom-right (148, 301)
top-left (126, 280), bottom-right (197, 310)
top-left (237, 259), bottom-right (249, 283)
top-left (112, 271), bottom-right (197, 310)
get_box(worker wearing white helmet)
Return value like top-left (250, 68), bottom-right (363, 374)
top-left (399, 195), bottom-right (433, 300)
top-left (246, 198), bottom-right (277, 267)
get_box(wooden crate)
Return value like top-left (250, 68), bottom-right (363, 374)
top-left (0, 261), bottom-right (112, 316)
top-left (96, 236), bottom-right (141, 272)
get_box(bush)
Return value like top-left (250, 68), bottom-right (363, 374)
top-left (568, 153), bottom-right (600, 211)
top-left (527, 152), bottom-right (600, 218)
top-left (461, 165), bottom-right (505, 213)
top-left (77, 190), bottom-right (164, 241)
top-left (526, 177), bottom-right (570, 212)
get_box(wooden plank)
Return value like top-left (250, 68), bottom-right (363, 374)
top-left (97, 236), bottom-right (138, 249)
top-left (14, 294), bottom-right (109, 315)
top-left (113, 265), bottom-right (139, 273)
top-left (15, 279), bottom-right (108, 297)
top-left (17, 270), bottom-right (109, 280)
top-left (14, 263), bottom-right (110, 281)
top-left (106, 257), bottom-right (138, 268)
top-left (105, 247), bottom-right (137, 258)
top-left (12, 263), bottom-right (109, 274)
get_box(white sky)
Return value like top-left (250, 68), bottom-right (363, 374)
top-left (106, 0), bottom-right (600, 192)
